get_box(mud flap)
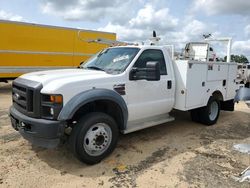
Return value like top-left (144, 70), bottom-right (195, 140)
top-left (221, 99), bottom-right (234, 111)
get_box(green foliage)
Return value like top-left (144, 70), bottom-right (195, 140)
top-left (224, 54), bottom-right (249, 63)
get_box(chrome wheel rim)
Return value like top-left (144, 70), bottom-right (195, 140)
top-left (209, 101), bottom-right (219, 121)
top-left (83, 123), bottom-right (112, 156)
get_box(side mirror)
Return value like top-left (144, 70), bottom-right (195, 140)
top-left (129, 61), bottom-right (160, 81)
top-left (145, 61), bottom-right (160, 81)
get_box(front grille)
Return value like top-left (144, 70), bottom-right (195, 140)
top-left (12, 84), bottom-right (28, 110)
top-left (12, 78), bottom-right (42, 118)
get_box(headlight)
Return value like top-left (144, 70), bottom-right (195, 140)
top-left (41, 94), bottom-right (63, 120)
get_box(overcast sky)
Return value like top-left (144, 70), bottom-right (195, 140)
top-left (0, 0), bottom-right (250, 60)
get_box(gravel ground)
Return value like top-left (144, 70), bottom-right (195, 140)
top-left (0, 82), bottom-right (249, 188)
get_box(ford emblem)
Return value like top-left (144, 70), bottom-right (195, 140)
top-left (14, 93), bottom-right (21, 100)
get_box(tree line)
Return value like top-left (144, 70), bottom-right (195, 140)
top-left (224, 55), bottom-right (249, 63)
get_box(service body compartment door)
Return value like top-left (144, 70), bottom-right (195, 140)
top-left (226, 64), bottom-right (238, 100)
top-left (185, 62), bottom-right (207, 108)
top-left (207, 64), bottom-right (228, 81)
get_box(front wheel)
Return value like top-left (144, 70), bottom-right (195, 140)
top-left (69, 112), bottom-right (119, 164)
top-left (199, 96), bottom-right (220, 126)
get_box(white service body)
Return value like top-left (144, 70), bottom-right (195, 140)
top-left (173, 60), bottom-right (238, 111)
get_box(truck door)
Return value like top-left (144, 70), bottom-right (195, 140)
top-left (126, 49), bottom-right (175, 122)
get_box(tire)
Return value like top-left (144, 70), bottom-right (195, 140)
top-left (69, 112), bottom-right (119, 164)
top-left (190, 108), bottom-right (200, 123)
top-left (199, 96), bottom-right (220, 126)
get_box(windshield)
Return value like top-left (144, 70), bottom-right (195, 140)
top-left (82, 47), bottom-right (140, 74)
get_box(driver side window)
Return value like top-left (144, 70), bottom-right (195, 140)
top-left (133, 49), bottom-right (167, 75)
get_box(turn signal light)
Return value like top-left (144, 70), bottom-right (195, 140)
top-left (50, 95), bottom-right (63, 103)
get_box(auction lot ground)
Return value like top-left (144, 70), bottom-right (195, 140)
top-left (0, 82), bottom-right (249, 188)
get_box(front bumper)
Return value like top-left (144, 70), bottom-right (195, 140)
top-left (9, 106), bottom-right (66, 148)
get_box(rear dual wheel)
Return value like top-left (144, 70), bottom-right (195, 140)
top-left (191, 96), bottom-right (220, 125)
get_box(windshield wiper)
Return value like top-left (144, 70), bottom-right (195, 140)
top-left (105, 68), bottom-right (122, 74)
top-left (86, 66), bottom-right (105, 71)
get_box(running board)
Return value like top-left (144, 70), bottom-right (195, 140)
top-left (122, 114), bottom-right (175, 134)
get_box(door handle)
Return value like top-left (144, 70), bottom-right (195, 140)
top-left (167, 80), bottom-right (172, 89)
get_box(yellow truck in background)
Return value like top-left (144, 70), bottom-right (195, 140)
top-left (0, 20), bottom-right (116, 82)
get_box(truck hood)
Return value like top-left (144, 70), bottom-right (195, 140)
top-left (19, 68), bottom-right (125, 104)
top-left (20, 69), bottom-right (111, 85)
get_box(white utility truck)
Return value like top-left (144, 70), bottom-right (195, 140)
top-left (10, 37), bottom-right (239, 164)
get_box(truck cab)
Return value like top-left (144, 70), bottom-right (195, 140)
top-left (10, 43), bottom-right (238, 164)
